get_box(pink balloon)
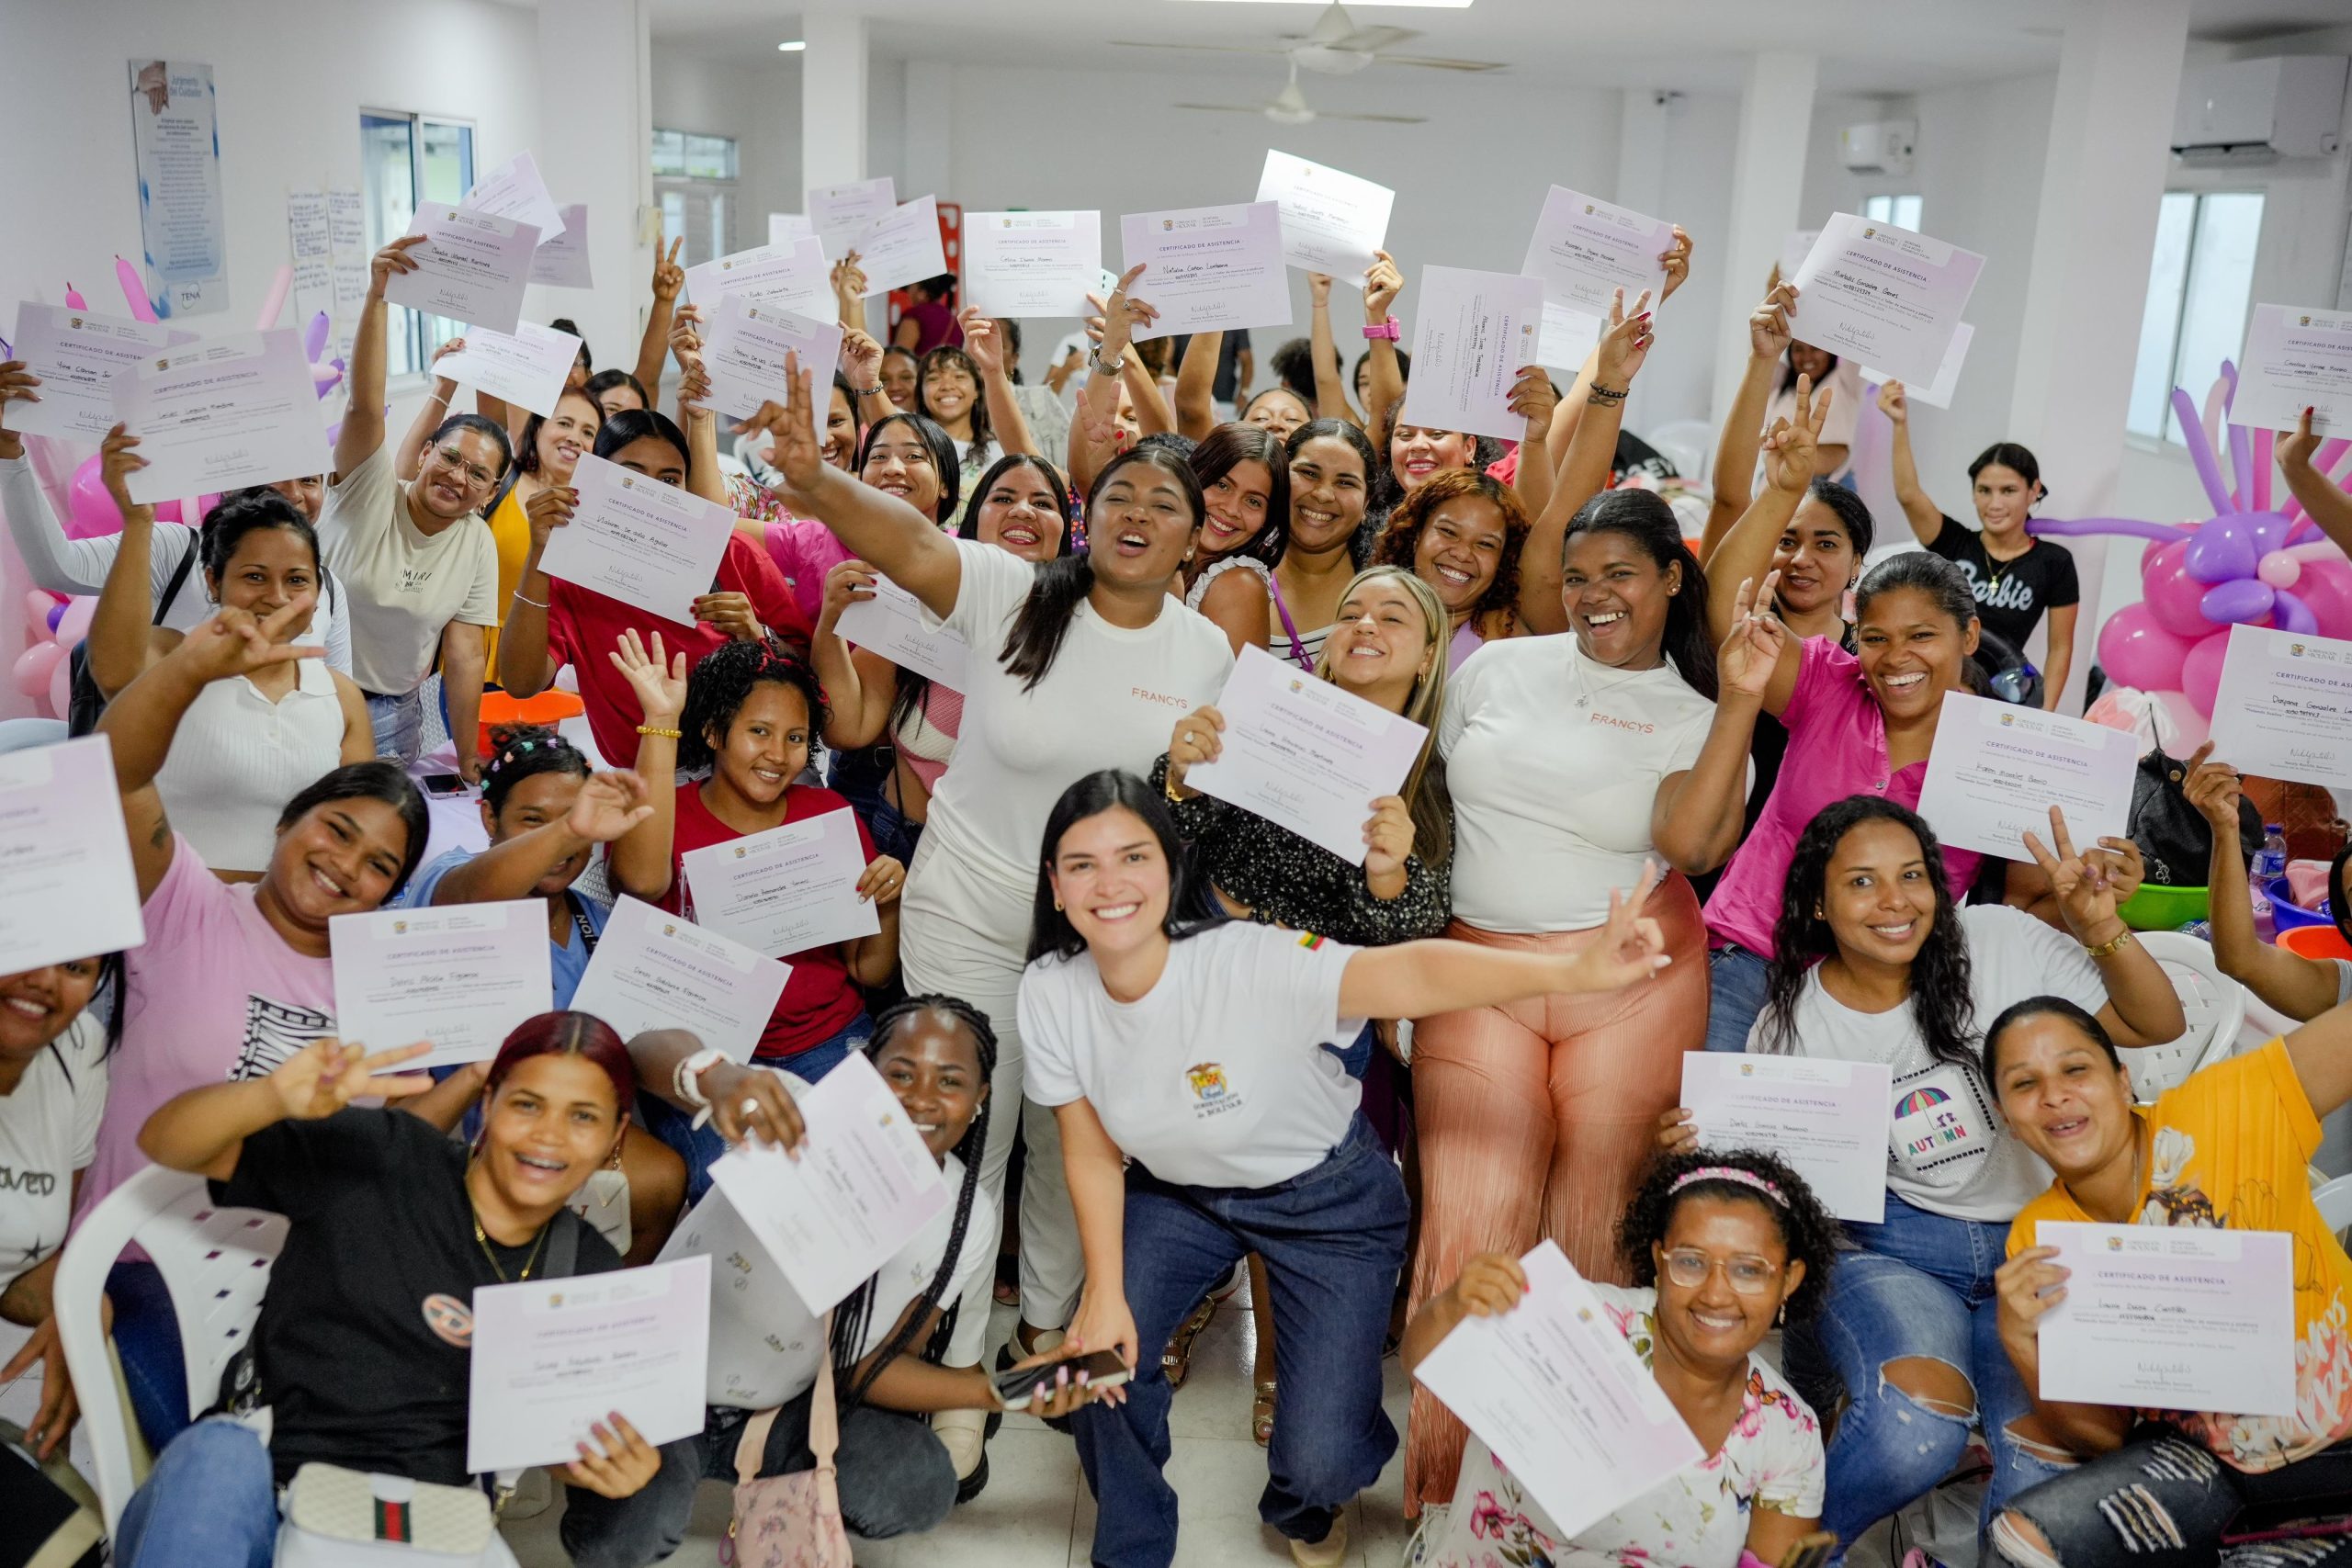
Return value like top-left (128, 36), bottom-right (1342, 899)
top-left (2257, 551), bottom-right (2302, 589)
top-left (2141, 539), bottom-right (2217, 637)
top-left (2145, 689), bottom-right (2211, 753)
top-left (2297, 558), bottom-right (2352, 639)
top-left (115, 255), bottom-right (159, 323)
top-left (2181, 630), bottom-right (2232, 717)
top-left (2096, 603), bottom-right (2195, 692)
top-left (9, 640), bottom-right (64, 699)
top-left (254, 263), bottom-right (293, 331)
top-left (62, 283), bottom-right (87, 311)
top-left (63, 457), bottom-right (119, 540)
top-left (45, 653), bottom-right (70, 719)
top-left (52, 595), bottom-right (96, 648)
top-left (21, 590), bottom-right (62, 635)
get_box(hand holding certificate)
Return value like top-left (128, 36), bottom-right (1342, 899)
top-left (2208, 625), bottom-right (2352, 788)
top-left (1401, 265), bottom-right (1544, 443)
top-left (1520, 186), bottom-right (1673, 321)
top-left (1788, 214), bottom-right (1983, 389)
top-left (329, 900), bottom-right (553, 1068)
top-left (539, 452), bottom-right (736, 626)
top-left (2232, 305), bottom-right (2352, 435)
top-left (1914, 692), bottom-right (2138, 860)
top-left (1256, 151), bottom-right (1393, 281)
top-left (466, 1256), bottom-right (710, 1472)
top-left (0, 735), bottom-right (145, 974)
top-left (2030, 1221), bottom-right (2295, 1416)
top-left (1414, 1242), bottom-right (1703, 1539)
top-left (808, 175), bottom-right (897, 258)
top-left (1680, 1055), bottom-right (1893, 1224)
top-left (8, 303), bottom-right (182, 440)
top-left (110, 330), bottom-right (330, 503)
top-left (700, 297), bottom-right (843, 442)
top-left (707, 1052), bottom-right (949, 1314)
top-left (1116, 202), bottom-right (1291, 340)
top-left (680, 807), bottom-right (880, 959)
top-left (383, 202), bottom-right (540, 335)
top-left (434, 320), bottom-right (584, 418)
top-left (964, 211), bottom-right (1102, 318)
top-left (568, 897), bottom-right (791, 1064)
top-left (1181, 644), bottom-right (1428, 863)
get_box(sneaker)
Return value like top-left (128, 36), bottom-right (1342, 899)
top-left (1290, 1511), bottom-right (1349, 1568)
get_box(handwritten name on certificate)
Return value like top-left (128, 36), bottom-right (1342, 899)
top-left (9, 303), bottom-right (180, 440)
top-left (1520, 186), bottom-right (1672, 320)
top-left (1789, 214), bottom-right (1983, 389)
top-left (435, 320), bottom-right (583, 419)
top-left (0, 735), bottom-right (144, 974)
top-left (329, 900), bottom-right (552, 1068)
top-left (1182, 644), bottom-right (1427, 863)
top-left (2035, 1222), bottom-right (2295, 1416)
top-left (684, 237), bottom-right (832, 321)
top-left (466, 1255), bottom-right (710, 1472)
top-left (2233, 304), bottom-right (2352, 436)
top-left (530, 203), bottom-right (593, 289)
top-left (541, 452), bottom-right (736, 626)
top-left (569, 897), bottom-right (791, 1064)
top-left (1914, 692), bottom-right (2138, 860)
top-left (708, 1052), bottom-right (949, 1314)
top-left (1404, 265), bottom-right (1544, 443)
top-left (2209, 625), bottom-right (2352, 790)
top-left (680, 807), bottom-right (879, 960)
top-left (110, 330), bottom-right (330, 505)
top-left (701, 298), bottom-right (844, 443)
top-left (851, 196), bottom-right (950, 298)
top-left (385, 202), bottom-right (540, 335)
top-left (965, 211), bottom-right (1102, 319)
top-left (1117, 202), bottom-right (1292, 341)
top-left (1256, 151), bottom-right (1393, 281)
top-left (808, 175), bottom-right (897, 258)
top-left (835, 579), bottom-right (969, 694)
top-left (1415, 1242), bottom-right (1703, 1538)
top-left (1680, 1055), bottom-right (1894, 1224)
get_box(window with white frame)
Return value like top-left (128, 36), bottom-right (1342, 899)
top-left (2128, 190), bottom-right (2265, 444)
top-left (652, 129), bottom-right (740, 268)
top-left (1863, 193), bottom-right (1923, 231)
top-left (359, 111), bottom-right (475, 378)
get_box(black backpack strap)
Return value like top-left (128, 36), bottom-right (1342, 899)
top-left (540, 1207), bottom-right (585, 1280)
top-left (155, 530), bottom-right (199, 625)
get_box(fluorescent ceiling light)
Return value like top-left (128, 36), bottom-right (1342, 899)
top-left (1165, 0), bottom-right (1473, 6)
top-left (777, 39), bottom-right (806, 51)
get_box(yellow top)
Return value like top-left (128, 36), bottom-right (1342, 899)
top-left (481, 482), bottom-right (535, 676)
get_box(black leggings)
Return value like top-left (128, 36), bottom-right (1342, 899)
top-left (1996, 1426), bottom-right (2352, 1567)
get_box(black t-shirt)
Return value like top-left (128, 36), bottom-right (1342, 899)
top-left (1926, 515), bottom-right (2079, 653)
top-left (214, 1108), bottom-right (622, 1484)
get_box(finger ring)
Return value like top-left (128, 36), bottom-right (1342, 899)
top-left (740, 1097), bottom-right (761, 1120)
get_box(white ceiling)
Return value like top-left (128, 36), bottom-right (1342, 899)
top-left (644, 0), bottom-right (2352, 93)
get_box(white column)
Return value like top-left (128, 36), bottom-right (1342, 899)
top-left (1711, 52), bottom-right (1817, 425)
top-left (2007, 0), bottom-right (2189, 713)
top-left (535, 0), bottom-right (651, 373)
top-left (903, 61), bottom-right (953, 200)
top-left (1615, 90), bottom-right (1670, 431)
top-left (800, 9), bottom-right (869, 192)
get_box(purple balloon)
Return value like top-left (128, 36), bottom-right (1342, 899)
top-left (2184, 516), bottom-right (2258, 584)
top-left (2200, 578), bottom-right (2276, 625)
top-left (2027, 516), bottom-right (2189, 547)
top-left (2248, 512), bottom-right (2297, 556)
top-left (44, 602), bottom-right (65, 634)
top-left (2274, 588), bottom-right (2320, 636)
top-left (303, 309), bottom-right (332, 364)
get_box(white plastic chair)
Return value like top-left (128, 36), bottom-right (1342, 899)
top-left (53, 1165), bottom-right (288, 1534)
top-left (1643, 417), bottom-right (1713, 485)
top-left (2316, 1173), bottom-right (2352, 1237)
top-left (0, 716), bottom-right (67, 754)
top-left (2121, 931), bottom-right (2249, 1102)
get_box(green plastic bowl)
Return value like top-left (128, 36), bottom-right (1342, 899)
top-left (2119, 883), bottom-right (2211, 931)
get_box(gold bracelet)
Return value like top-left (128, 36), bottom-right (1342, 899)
top-left (2082, 929), bottom-right (2134, 959)
top-left (636, 724), bottom-right (683, 739)
top-left (1163, 771), bottom-right (1187, 804)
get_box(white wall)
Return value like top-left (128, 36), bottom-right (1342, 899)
top-left (648, 50), bottom-right (803, 243)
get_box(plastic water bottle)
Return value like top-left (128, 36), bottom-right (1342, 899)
top-left (2254, 824), bottom-right (2290, 881)
top-left (2179, 919), bottom-right (2213, 942)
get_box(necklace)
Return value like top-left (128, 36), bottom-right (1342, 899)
top-left (473, 1206), bottom-right (553, 1283)
top-left (1574, 650), bottom-right (1663, 709)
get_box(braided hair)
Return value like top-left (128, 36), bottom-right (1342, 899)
top-left (480, 725), bottom-right (591, 817)
top-left (829, 994), bottom-right (999, 1409)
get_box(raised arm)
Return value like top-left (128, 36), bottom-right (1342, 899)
top-left (392, 343), bottom-right (465, 482)
top-left (430, 768), bottom-right (655, 908)
top-left (2184, 745), bottom-right (2341, 1020)
top-left (667, 306), bottom-right (731, 509)
top-left (2021, 807), bottom-right (2188, 1049)
top-left (1172, 329), bottom-right (1222, 440)
top-left (1338, 867), bottom-right (1669, 1020)
top-left (1359, 253), bottom-right (1406, 437)
top-left (633, 233), bottom-right (684, 400)
top-left (87, 427), bottom-right (164, 699)
top-left (496, 482), bottom-right (580, 698)
top-left (1068, 265), bottom-right (1156, 496)
top-left (1880, 380), bottom-right (1944, 545)
top-left (961, 310), bottom-right (1037, 458)
top-left (810, 561), bottom-right (899, 749)
top-left (1651, 605), bottom-right (1783, 873)
top-left (838, 326), bottom-right (897, 432)
top-left (139, 1039), bottom-right (433, 1182)
top-left (335, 236), bottom-right (426, 477)
top-left (2278, 408), bottom-right (2352, 557)
top-left (1521, 295), bottom-right (1653, 636)
top-left (604, 629), bottom-right (685, 904)
top-left (1306, 274), bottom-right (1360, 423)
top-left (1702, 280), bottom-right (1794, 563)
top-left (1504, 367), bottom-right (1560, 534)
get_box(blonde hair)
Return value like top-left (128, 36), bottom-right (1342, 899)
top-left (1313, 564), bottom-right (1453, 868)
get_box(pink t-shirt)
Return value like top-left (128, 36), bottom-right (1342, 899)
top-left (758, 516), bottom-right (856, 627)
top-left (1702, 637), bottom-right (1984, 956)
top-left (79, 836), bottom-right (340, 1224)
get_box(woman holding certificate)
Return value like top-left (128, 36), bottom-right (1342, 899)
top-left (86, 622), bottom-right (433, 1453)
top-left (1025, 769), bottom-right (1673, 1568)
top-left (728, 306), bottom-right (1233, 1496)
top-left (2185, 743), bottom-right (2352, 1022)
top-left (1987, 998), bottom-right (2352, 1568)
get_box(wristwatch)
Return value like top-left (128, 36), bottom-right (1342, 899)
top-left (1089, 346), bottom-right (1128, 378)
top-left (1363, 317), bottom-right (1401, 342)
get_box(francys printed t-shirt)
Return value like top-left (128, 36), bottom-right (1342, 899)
top-left (2009, 1042), bottom-right (2352, 1474)
top-left (1021, 922), bottom-right (1362, 1189)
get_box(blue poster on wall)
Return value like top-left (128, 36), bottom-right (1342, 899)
top-left (127, 59), bottom-right (227, 318)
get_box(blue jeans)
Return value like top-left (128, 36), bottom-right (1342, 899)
top-left (855, 785), bottom-right (925, 868)
top-left (1783, 1193), bottom-right (2068, 1561)
top-left (115, 1417), bottom-right (278, 1568)
top-left (1325, 1020), bottom-right (1374, 1080)
top-left (107, 1258), bottom-right (193, 1454)
top-left (364, 688), bottom-right (422, 764)
top-left (1702, 943), bottom-right (1770, 1053)
top-left (1072, 1116), bottom-right (1408, 1568)
top-left (639, 1012), bottom-right (871, 1202)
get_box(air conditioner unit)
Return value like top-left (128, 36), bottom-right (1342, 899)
top-left (1839, 119), bottom-right (1916, 177)
top-left (2173, 54), bottom-right (2346, 164)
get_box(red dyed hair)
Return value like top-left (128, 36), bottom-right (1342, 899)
top-left (484, 1010), bottom-right (636, 1119)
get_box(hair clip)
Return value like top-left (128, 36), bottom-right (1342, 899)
top-left (1670, 1166), bottom-right (1787, 1207)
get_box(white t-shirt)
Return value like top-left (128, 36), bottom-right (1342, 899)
top-left (1021, 921), bottom-right (1361, 1188)
top-left (1441, 637), bottom-right (1716, 932)
top-left (0, 1014), bottom-right (107, 1287)
top-left (660, 1151), bottom-right (996, 1410)
top-left (1744, 903), bottom-right (2110, 1223)
top-left (910, 540), bottom-right (1233, 911)
top-left (316, 445), bottom-right (499, 695)
top-left (2335, 959), bottom-right (2352, 1010)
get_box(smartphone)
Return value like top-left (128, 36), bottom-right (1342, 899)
top-left (992, 1348), bottom-right (1132, 1408)
top-left (422, 773), bottom-right (468, 798)
top-left (1777, 1534), bottom-right (1837, 1568)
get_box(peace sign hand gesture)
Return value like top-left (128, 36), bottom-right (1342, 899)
top-left (650, 232), bottom-right (685, 303)
top-left (729, 353), bottom-right (825, 494)
top-left (1594, 288), bottom-right (1657, 389)
top-left (2022, 806), bottom-right (2129, 947)
top-left (1759, 373), bottom-right (1827, 496)
top-left (1718, 571), bottom-right (1789, 699)
top-left (268, 1040), bottom-right (435, 1122)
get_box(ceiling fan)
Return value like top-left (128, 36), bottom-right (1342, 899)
top-left (1174, 59), bottom-right (1428, 125)
top-left (1114, 0), bottom-right (1502, 75)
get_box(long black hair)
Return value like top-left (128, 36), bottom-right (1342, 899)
top-left (1026, 770), bottom-right (1222, 963)
top-left (1564, 489), bottom-right (1717, 701)
top-left (831, 994), bottom-right (998, 1410)
top-left (276, 761), bottom-right (432, 897)
top-left (1619, 1147), bottom-right (1840, 1323)
top-left (1191, 423), bottom-right (1291, 570)
top-left (1000, 446), bottom-right (1201, 694)
top-left (593, 407), bottom-right (692, 481)
top-left (678, 637), bottom-right (828, 774)
top-left (198, 491), bottom-right (319, 592)
top-left (858, 411), bottom-right (960, 525)
top-left (582, 368), bottom-right (648, 411)
top-left (1855, 550), bottom-right (1984, 694)
top-left (916, 344), bottom-right (992, 471)
top-left (514, 388), bottom-right (604, 478)
top-left (1758, 796), bottom-right (1976, 1071)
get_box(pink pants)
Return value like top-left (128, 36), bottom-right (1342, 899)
top-left (1402, 874), bottom-right (1710, 1516)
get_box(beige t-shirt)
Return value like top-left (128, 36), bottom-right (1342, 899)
top-left (317, 445), bottom-right (499, 695)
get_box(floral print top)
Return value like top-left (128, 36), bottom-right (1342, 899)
top-left (1407, 1284), bottom-right (1824, 1568)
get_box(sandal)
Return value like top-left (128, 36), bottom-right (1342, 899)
top-left (1161, 1292), bottom-right (1219, 1390)
top-left (1252, 1380), bottom-right (1277, 1447)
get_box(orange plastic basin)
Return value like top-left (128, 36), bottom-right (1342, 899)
top-left (478, 689), bottom-right (584, 757)
top-left (2279, 925), bottom-right (2352, 964)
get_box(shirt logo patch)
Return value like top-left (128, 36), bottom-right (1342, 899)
top-left (421, 1293), bottom-right (473, 1348)
top-left (1184, 1062), bottom-right (1244, 1120)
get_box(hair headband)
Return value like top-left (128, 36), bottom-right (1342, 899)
top-left (1670, 1166), bottom-right (1786, 1207)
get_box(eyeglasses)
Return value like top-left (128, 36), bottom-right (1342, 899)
top-left (429, 446), bottom-right (498, 490)
top-left (1661, 1249), bottom-right (1783, 1294)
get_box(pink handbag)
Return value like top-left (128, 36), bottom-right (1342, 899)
top-left (718, 1314), bottom-right (854, 1568)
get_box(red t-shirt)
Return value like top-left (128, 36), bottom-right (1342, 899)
top-left (545, 535), bottom-right (811, 766)
top-left (659, 782), bottom-right (874, 1061)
